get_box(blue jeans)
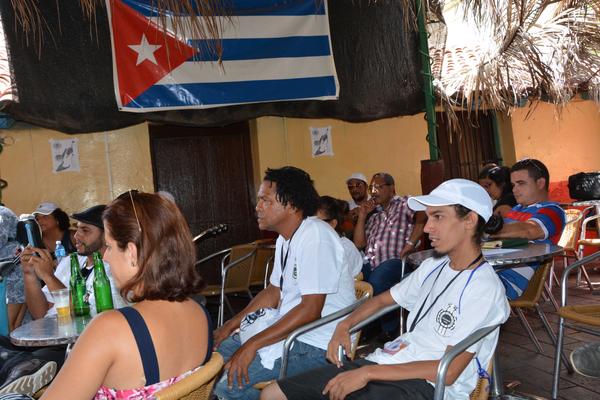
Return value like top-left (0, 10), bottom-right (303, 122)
top-left (362, 258), bottom-right (410, 334)
top-left (214, 333), bottom-right (327, 400)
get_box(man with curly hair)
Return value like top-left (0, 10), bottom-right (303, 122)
top-left (213, 166), bottom-right (356, 400)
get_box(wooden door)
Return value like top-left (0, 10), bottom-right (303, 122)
top-left (436, 111), bottom-right (500, 180)
top-left (149, 122), bottom-right (260, 283)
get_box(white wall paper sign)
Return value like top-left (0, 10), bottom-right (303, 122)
top-left (50, 138), bottom-right (80, 173)
top-left (310, 126), bottom-right (333, 157)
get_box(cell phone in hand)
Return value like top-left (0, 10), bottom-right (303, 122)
top-left (16, 216), bottom-right (44, 249)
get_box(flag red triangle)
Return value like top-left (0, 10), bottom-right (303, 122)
top-left (110, 0), bottom-right (199, 107)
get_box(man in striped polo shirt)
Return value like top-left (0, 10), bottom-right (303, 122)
top-left (353, 172), bottom-right (425, 337)
top-left (491, 159), bottom-right (566, 300)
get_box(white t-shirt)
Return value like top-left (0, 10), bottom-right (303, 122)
top-left (264, 217), bottom-right (356, 363)
top-left (366, 256), bottom-right (510, 399)
top-left (42, 254), bottom-right (127, 317)
top-left (340, 236), bottom-right (362, 278)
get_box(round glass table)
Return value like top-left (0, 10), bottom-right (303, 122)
top-left (10, 314), bottom-right (93, 347)
top-left (406, 243), bottom-right (563, 270)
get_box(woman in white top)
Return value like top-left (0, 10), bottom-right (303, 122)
top-left (316, 196), bottom-right (363, 278)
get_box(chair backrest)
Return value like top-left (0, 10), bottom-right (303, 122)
top-left (223, 244), bottom-right (257, 292)
top-left (349, 281), bottom-right (373, 359)
top-left (509, 260), bottom-right (552, 307)
top-left (559, 209), bottom-right (583, 251)
top-left (469, 360), bottom-right (493, 400)
top-left (249, 242), bottom-right (275, 287)
top-left (354, 281), bottom-right (373, 301)
top-left (155, 352), bottom-right (224, 400)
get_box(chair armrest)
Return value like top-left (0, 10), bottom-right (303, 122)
top-left (559, 250), bottom-right (600, 307)
top-left (195, 248), bottom-right (231, 267)
top-left (279, 298), bottom-right (369, 378)
top-left (433, 324), bottom-right (501, 400)
top-left (222, 249), bottom-right (257, 275)
top-left (348, 303), bottom-right (401, 335)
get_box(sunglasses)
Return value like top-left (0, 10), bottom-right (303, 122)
top-left (116, 189), bottom-right (142, 233)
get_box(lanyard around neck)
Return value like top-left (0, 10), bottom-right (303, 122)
top-left (408, 253), bottom-right (483, 333)
top-left (279, 222), bottom-right (302, 290)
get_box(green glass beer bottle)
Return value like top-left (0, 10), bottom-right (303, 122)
top-left (69, 254), bottom-right (90, 317)
top-left (93, 252), bottom-right (114, 313)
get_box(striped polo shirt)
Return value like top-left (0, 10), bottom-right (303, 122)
top-left (497, 202), bottom-right (565, 300)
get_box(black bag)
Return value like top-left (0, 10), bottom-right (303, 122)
top-left (568, 172), bottom-right (600, 200)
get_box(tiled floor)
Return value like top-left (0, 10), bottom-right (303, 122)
top-left (496, 271), bottom-right (600, 400)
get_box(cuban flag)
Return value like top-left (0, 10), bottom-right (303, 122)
top-left (106, 0), bottom-right (339, 112)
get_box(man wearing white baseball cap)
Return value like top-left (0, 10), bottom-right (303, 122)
top-left (345, 173), bottom-right (369, 211)
top-left (263, 179), bottom-right (510, 400)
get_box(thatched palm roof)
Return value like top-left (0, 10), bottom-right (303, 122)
top-left (2, 0), bottom-right (599, 124)
top-left (426, 0), bottom-right (600, 114)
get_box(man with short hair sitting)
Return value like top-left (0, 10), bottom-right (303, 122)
top-left (490, 159), bottom-right (566, 300)
top-left (262, 179), bottom-right (510, 400)
top-left (214, 167), bottom-right (356, 400)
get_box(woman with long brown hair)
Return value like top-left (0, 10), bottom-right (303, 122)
top-left (40, 192), bottom-right (211, 399)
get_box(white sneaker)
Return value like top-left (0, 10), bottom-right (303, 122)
top-left (0, 361), bottom-right (57, 395)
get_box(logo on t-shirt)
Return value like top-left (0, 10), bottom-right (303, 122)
top-left (435, 303), bottom-right (457, 336)
top-left (240, 308), bottom-right (267, 331)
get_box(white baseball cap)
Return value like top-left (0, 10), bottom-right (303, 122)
top-left (408, 179), bottom-right (493, 222)
top-left (32, 202), bottom-right (59, 216)
top-left (346, 173), bottom-right (368, 184)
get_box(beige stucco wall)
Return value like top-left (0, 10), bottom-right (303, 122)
top-left (0, 123), bottom-right (154, 216)
top-left (508, 99), bottom-right (600, 181)
top-left (252, 115), bottom-right (430, 199)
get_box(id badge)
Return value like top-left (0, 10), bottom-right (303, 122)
top-left (382, 336), bottom-right (409, 355)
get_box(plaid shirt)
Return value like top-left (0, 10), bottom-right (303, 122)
top-left (365, 196), bottom-right (415, 269)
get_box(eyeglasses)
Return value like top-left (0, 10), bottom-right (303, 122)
top-left (117, 189), bottom-right (142, 232)
top-left (368, 183), bottom-right (391, 192)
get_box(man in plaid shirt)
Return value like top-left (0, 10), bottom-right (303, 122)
top-left (354, 172), bottom-right (425, 338)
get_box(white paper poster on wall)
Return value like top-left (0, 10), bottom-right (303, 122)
top-left (50, 138), bottom-right (80, 173)
top-left (310, 126), bottom-right (333, 157)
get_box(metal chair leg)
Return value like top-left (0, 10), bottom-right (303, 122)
top-left (544, 283), bottom-right (560, 312)
top-left (224, 296), bottom-right (235, 320)
top-left (580, 265), bottom-right (595, 292)
top-left (536, 305), bottom-right (574, 374)
top-left (491, 353), bottom-right (505, 397)
top-left (515, 308), bottom-right (544, 353)
top-left (551, 316), bottom-right (566, 399)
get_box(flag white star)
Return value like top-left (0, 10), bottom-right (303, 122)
top-left (128, 34), bottom-right (162, 66)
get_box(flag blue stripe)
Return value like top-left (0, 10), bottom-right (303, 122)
top-left (121, 0), bottom-right (325, 17)
top-left (188, 36), bottom-right (331, 61)
top-left (125, 76), bottom-right (337, 108)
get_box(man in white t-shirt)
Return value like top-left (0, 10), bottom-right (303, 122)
top-left (263, 179), bottom-right (511, 400)
top-left (214, 167), bottom-right (356, 400)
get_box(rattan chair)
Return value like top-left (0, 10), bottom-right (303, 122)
top-left (197, 245), bottom-right (257, 326)
top-left (508, 260), bottom-right (572, 372)
top-left (434, 324), bottom-right (500, 400)
top-left (155, 352), bottom-right (224, 400)
top-left (575, 212), bottom-right (600, 290)
top-left (555, 209), bottom-right (584, 287)
top-left (551, 251), bottom-right (600, 399)
top-left (248, 241), bottom-right (275, 288)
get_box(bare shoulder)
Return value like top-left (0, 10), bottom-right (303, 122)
top-left (79, 310), bottom-right (129, 342)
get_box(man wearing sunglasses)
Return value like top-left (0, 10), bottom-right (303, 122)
top-left (490, 158), bottom-right (566, 300)
top-left (353, 172), bottom-right (425, 340)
